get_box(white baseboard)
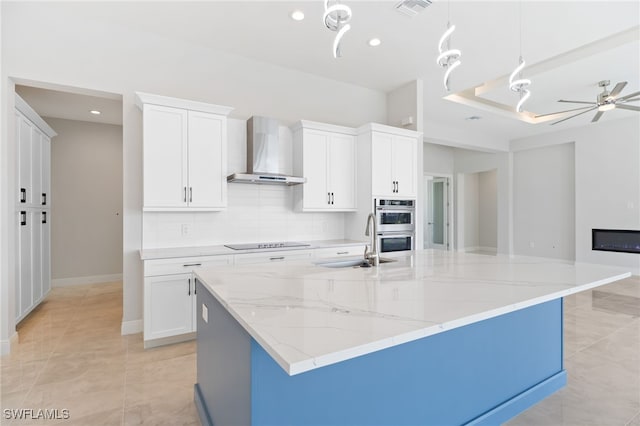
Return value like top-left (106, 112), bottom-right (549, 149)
top-left (0, 332), bottom-right (19, 356)
top-left (461, 246), bottom-right (497, 253)
top-left (121, 319), bottom-right (143, 335)
top-left (52, 273), bottom-right (123, 287)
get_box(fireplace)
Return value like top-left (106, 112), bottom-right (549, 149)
top-left (592, 229), bottom-right (640, 254)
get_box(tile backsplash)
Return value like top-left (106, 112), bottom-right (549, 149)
top-left (142, 184), bottom-right (346, 248)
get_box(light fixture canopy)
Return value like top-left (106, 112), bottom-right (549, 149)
top-left (290, 10), bottom-right (305, 21)
top-left (90, 110), bottom-right (101, 115)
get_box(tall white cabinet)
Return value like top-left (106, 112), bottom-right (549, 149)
top-left (291, 121), bottom-right (357, 212)
top-left (15, 94), bottom-right (56, 323)
top-left (135, 92), bottom-right (233, 211)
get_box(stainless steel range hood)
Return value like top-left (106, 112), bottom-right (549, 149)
top-left (227, 116), bottom-right (306, 185)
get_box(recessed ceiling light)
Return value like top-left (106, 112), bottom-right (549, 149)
top-left (290, 10), bottom-right (305, 21)
top-left (465, 115), bottom-right (482, 121)
top-left (368, 38), bottom-right (381, 47)
top-left (90, 110), bottom-right (101, 115)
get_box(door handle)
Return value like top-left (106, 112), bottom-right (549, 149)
top-left (20, 188), bottom-right (26, 203)
top-left (42, 193), bottom-right (47, 206)
top-left (20, 211), bottom-right (27, 226)
top-left (42, 211), bottom-right (47, 224)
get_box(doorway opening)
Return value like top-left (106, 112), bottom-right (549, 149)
top-left (423, 175), bottom-right (453, 250)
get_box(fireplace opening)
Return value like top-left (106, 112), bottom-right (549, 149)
top-left (592, 229), bottom-right (640, 254)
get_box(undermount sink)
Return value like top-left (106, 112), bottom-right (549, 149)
top-left (316, 257), bottom-right (397, 268)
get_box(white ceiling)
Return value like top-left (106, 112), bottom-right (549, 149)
top-left (14, 1), bottom-right (640, 142)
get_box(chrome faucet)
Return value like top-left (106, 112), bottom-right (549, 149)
top-left (364, 212), bottom-right (380, 266)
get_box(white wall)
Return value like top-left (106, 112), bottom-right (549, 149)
top-left (1, 2), bottom-right (387, 340)
top-left (387, 80), bottom-right (423, 132)
top-left (513, 117), bottom-right (639, 274)
top-left (423, 142), bottom-right (454, 175)
top-left (478, 170), bottom-right (497, 251)
top-left (47, 118), bottom-right (123, 282)
top-left (462, 173), bottom-right (479, 249)
top-left (513, 143), bottom-right (575, 260)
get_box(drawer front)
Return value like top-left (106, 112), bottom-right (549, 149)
top-left (315, 245), bottom-right (366, 259)
top-left (234, 250), bottom-right (314, 265)
top-left (145, 255), bottom-right (232, 277)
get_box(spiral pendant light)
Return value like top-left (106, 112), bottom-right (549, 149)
top-left (436, 1), bottom-right (462, 92)
top-left (323, 0), bottom-right (352, 58)
top-left (509, 1), bottom-right (532, 112)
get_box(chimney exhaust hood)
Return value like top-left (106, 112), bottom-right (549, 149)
top-left (227, 116), bottom-right (306, 186)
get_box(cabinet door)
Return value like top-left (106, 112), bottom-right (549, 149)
top-left (371, 133), bottom-right (395, 197)
top-left (187, 111), bottom-right (226, 209)
top-left (18, 113), bottom-right (32, 206)
top-left (41, 137), bottom-right (51, 207)
top-left (144, 273), bottom-right (193, 340)
top-left (31, 128), bottom-right (43, 208)
top-left (143, 104), bottom-right (188, 209)
top-left (392, 135), bottom-right (417, 198)
top-left (32, 210), bottom-right (43, 304)
top-left (302, 131), bottom-right (329, 209)
top-left (17, 210), bottom-right (33, 321)
top-left (41, 211), bottom-right (51, 297)
top-left (328, 134), bottom-right (356, 210)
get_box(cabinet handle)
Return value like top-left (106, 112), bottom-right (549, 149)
top-left (42, 193), bottom-right (47, 206)
top-left (20, 211), bottom-right (27, 226)
top-left (327, 192), bottom-right (331, 205)
top-left (331, 192), bottom-right (334, 205)
top-left (189, 187), bottom-right (193, 203)
top-left (183, 187), bottom-right (187, 203)
top-left (269, 256), bottom-right (285, 261)
top-left (337, 251), bottom-right (349, 255)
top-left (396, 181), bottom-right (399, 193)
top-left (194, 280), bottom-right (197, 295)
top-left (42, 211), bottom-right (47, 224)
top-left (188, 278), bottom-right (191, 296)
top-left (183, 263), bottom-right (202, 267)
top-left (392, 181), bottom-right (396, 193)
top-left (20, 188), bottom-right (26, 203)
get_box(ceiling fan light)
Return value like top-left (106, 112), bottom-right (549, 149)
top-left (598, 103), bottom-right (616, 112)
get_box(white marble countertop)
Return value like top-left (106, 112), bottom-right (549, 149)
top-left (194, 250), bottom-right (631, 376)
top-left (139, 239), bottom-right (367, 260)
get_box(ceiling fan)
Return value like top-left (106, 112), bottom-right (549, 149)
top-left (536, 80), bottom-right (640, 125)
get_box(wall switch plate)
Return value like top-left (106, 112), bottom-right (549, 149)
top-left (202, 303), bottom-right (208, 323)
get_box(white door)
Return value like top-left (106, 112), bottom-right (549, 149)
top-left (41, 210), bottom-right (51, 297)
top-left (144, 273), bottom-right (193, 340)
top-left (187, 111), bottom-right (225, 209)
top-left (41, 136), bottom-right (51, 207)
top-left (18, 113), bottom-right (32, 206)
top-left (143, 104), bottom-right (188, 209)
top-left (371, 133), bottom-right (394, 197)
top-left (18, 210), bottom-right (33, 320)
top-left (328, 134), bottom-right (356, 210)
top-left (302, 131), bottom-right (329, 209)
top-left (393, 135), bottom-right (417, 198)
top-left (426, 177), bottom-right (449, 250)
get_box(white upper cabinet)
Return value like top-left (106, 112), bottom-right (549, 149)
top-left (136, 92), bottom-right (233, 212)
top-left (292, 121), bottom-right (357, 212)
top-left (367, 125), bottom-right (419, 198)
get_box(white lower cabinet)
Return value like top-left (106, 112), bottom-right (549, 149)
top-left (143, 255), bottom-right (232, 347)
top-left (315, 245), bottom-right (366, 259)
top-left (233, 250), bottom-right (314, 265)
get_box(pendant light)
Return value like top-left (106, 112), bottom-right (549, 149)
top-left (509, 1), bottom-right (531, 112)
top-left (436, 1), bottom-right (462, 92)
top-left (323, 0), bottom-right (352, 58)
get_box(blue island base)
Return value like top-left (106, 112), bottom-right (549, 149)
top-left (195, 281), bottom-right (565, 426)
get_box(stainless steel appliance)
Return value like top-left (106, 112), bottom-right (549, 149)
top-left (224, 241), bottom-right (310, 250)
top-left (375, 199), bottom-right (415, 253)
top-left (227, 116), bottom-right (306, 185)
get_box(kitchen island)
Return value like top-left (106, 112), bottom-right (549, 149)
top-left (193, 250), bottom-right (630, 426)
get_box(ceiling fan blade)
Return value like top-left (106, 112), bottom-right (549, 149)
top-left (591, 111), bottom-right (604, 122)
top-left (558, 100), bottom-right (595, 105)
top-left (608, 81), bottom-right (627, 98)
top-left (621, 97), bottom-right (640, 103)
top-left (535, 105), bottom-right (594, 118)
top-left (551, 106), bottom-right (598, 125)
top-left (616, 104), bottom-right (640, 112)
top-left (618, 91), bottom-right (640, 101)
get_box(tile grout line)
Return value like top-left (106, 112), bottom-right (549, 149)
top-left (565, 315), bottom-right (640, 362)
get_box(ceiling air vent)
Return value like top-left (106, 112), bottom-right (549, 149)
top-left (395, 0), bottom-right (432, 17)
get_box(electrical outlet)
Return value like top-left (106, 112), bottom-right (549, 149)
top-left (202, 304), bottom-right (208, 323)
top-left (181, 224), bottom-right (190, 236)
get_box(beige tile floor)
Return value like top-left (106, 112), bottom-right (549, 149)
top-left (1, 277), bottom-right (639, 425)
